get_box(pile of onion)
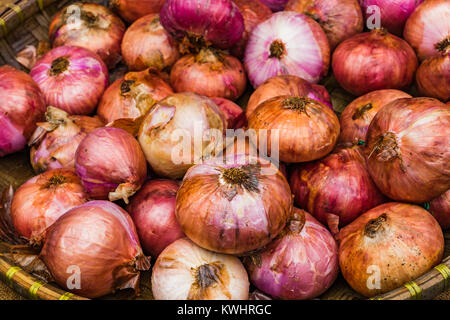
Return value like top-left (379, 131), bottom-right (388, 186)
top-left (244, 208), bottom-right (338, 300)
top-left (415, 50), bottom-right (450, 102)
top-left (338, 202), bottom-right (444, 297)
top-left (40, 201), bottom-right (150, 298)
top-left (151, 238), bottom-right (249, 300)
top-left (261, 0), bottom-right (288, 11)
top-left (0, 65), bottom-right (46, 157)
top-left (49, 3), bottom-right (125, 68)
top-left (211, 98), bottom-right (246, 129)
top-left (427, 190), bottom-right (450, 230)
top-left (110, 0), bottom-right (166, 23)
top-left (366, 97), bottom-right (450, 203)
top-left (30, 46), bottom-right (108, 115)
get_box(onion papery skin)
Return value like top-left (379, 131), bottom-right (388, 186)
top-left (0, 66), bottom-right (46, 157)
top-left (261, 0), bottom-right (288, 12)
top-left (332, 29), bottom-right (418, 96)
top-left (248, 96), bottom-right (340, 163)
top-left (244, 11), bottom-right (330, 88)
top-left (428, 190), bottom-right (450, 230)
top-left (97, 69), bottom-right (174, 124)
top-left (366, 98), bottom-right (450, 203)
top-left (30, 46), bottom-right (108, 115)
top-left (170, 48), bottom-right (247, 101)
top-left (122, 14), bottom-right (180, 71)
top-left (338, 202), bottom-right (444, 297)
top-left (339, 89), bottom-right (412, 144)
top-left (11, 168), bottom-right (88, 246)
top-left (151, 238), bottom-right (249, 300)
top-left (245, 208), bottom-right (338, 300)
top-left (246, 75), bottom-right (332, 118)
top-left (160, 0), bottom-right (245, 50)
top-left (126, 179), bottom-right (184, 257)
top-left (403, 0), bottom-right (450, 61)
top-left (40, 200), bottom-right (150, 298)
top-left (416, 52), bottom-right (450, 102)
top-left (138, 93), bottom-right (226, 179)
top-left (75, 127), bottom-right (147, 203)
top-left (175, 155), bottom-right (293, 255)
top-left (211, 98), bottom-right (246, 129)
top-left (110, 0), bottom-right (166, 23)
top-left (286, 0), bottom-right (363, 51)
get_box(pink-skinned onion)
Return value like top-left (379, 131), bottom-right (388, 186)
top-left (211, 98), bottom-right (246, 129)
top-left (261, 0), bottom-right (288, 11)
top-left (110, 0), bottom-right (166, 23)
top-left (416, 51), bottom-right (450, 102)
top-left (427, 190), bottom-right (450, 230)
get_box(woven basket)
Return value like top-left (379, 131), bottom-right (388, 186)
top-left (0, 0), bottom-right (449, 301)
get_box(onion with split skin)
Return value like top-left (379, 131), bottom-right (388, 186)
top-left (110, 0), bottom-right (166, 23)
top-left (416, 50), bottom-right (450, 102)
top-left (427, 190), bottom-right (450, 230)
top-left (211, 98), bottom-right (246, 129)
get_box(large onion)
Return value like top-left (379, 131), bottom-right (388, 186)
top-left (416, 51), bottom-right (450, 102)
top-left (110, 0), bottom-right (166, 23)
top-left (261, 0), bottom-right (288, 11)
top-left (428, 190), bottom-right (450, 230)
top-left (338, 202), bottom-right (444, 297)
top-left (366, 97), bottom-right (450, 203)
top-left (40, 200), bottom-right (150, 298)
top-left (211, 98), bottom-right (246, 129)
top-left (151, 238), bottom-right (249, 300)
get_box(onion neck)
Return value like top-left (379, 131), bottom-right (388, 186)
top-left (352, 103), bottom-right (373, 120)
top-left (195, 263), bottom-right (223, 289)
top-left (44, 106), bottom-right (73, 131)
top-left (120, 80), bottom-right (136, 95)
top-left (364, 213), bottom-right (387, 238)
top-left (287, 211), bottom-right (306, 235)
top-left (49, 57), bottom-right (69, 76)
top-left (180, 33), bottom-right (210, 55)
top-left (44, 175), bottom-right (68, 189)
top-left (282, 97), bottom-right (313, 115)
top-left (80, 10), bottom-right (99, 27)
top-left (195, 48), bottom-right (224, 65)
top-left (220, 165), bottom-right (259, 193)
top-left (369, 132), bottom-right (400, 162)
top-left (269, 40), bottom-right (286, 59)
top-left (435, 37), bottom-right (450, 55)
top-left (372, 28), bottom-right (388, 37)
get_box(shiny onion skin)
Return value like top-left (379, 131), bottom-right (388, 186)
top-left (75, 127), bottom-right (147, 203)
top-left (11, 168), bottom-right (88, 246)
top-left (151, 238), bottom-right (249, 300)
top-left (211, 98), bottom-right (246, 129)
top-left (286, 0), bottom-right (363, 50)
top-left (30, 46), bottom-right (108, 115)
top-left (366, 98), bottom-right (450, 203)
top-left (40, 201), bottom-right (150, 298)
top-left (416, 52), bottom-right (450, 102)
top-left (121, 14), bottom-right (180, 71)
top-left (175, 155), bottom-right (293, 254)
top-left (170, 48), bottom-right (247, 101)
top-left (244, 11), bottom-right (330, 88)
top-left (332, 29), bottom-right (418, 96)
top-left (126, 179), bottom-right (184, 257)
top-left (261, 0), bottom-right (288, 11)
top-left (428, 190), bottom-right (450, 230)
top-left (0, 66), bottom-right (46, 157)
top-left (248, 96), bottom-right (340, 163)
top-left (338, 203), bottom-right (444, 297)
top-left (97, 69), bottom-right (174, 124)
top-left (30, 107), bottom-right (104, 173)
top-left (339, 89), bottom-right (412, 144)
top-left (48, 3), bottom-right (125, 68)
top-left (245, 209), bottom-right (338, 300)
top-left (404, 0), bottom-right (450, 61)
top-left (110, 0), bottom-right (166, 23)
top-left (246, 75), bottom-right (332, 118)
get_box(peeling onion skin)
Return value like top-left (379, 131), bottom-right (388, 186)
top-left (110, 0), bottom-right (166, 23)
top-left (428, 190), bottom-right (450, 230)
top-left (366, 98), bottom-right (450, 203)
top-left (151, 238), bottom-right (249, 300)
top-left (261, 0), bottom-right (288, 11)
top-left (245, 209), bottom-right (338, 300)
top-left (337, 203), bottom-right (444, 298)
top-left (211, 98), bottom-right (246, 129)
top-left (416, 52), bottom-right (450, 102)
top-left (40, 201), bottom-right (150, 298)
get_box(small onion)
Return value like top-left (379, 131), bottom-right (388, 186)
top-left (338, 202), bottom-right (444, 297)
top-left (244, 11), bottom-right (330, 88)
top-left (428, 190), bottom-right (450, 230)
top-left (211, 98), bottom-right (246, 129)
top-left (40, 200), bottom-right (150, 298)
top-left (261, 0), bottom-right (288, 11)
top-left (110, 0), bottom-right (166, 23)
top-left (151, 238), bottom-right (249, 300)
top-left (30, 46), bottom-right (108, 115)
top-left (416, 51), bottom-right (450, 102)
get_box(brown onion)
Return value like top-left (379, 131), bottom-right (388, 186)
top-left (110, 0), bottom-right (166, 23)
top-left (427, 190), bottom-right (450, 230)
top-left (416, 51), bottom-right (450, 102)
top-left (211, 98), bottom-right (246, 129)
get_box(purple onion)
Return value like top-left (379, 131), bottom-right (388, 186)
top-left (261, 0), bottom-right (289, 11)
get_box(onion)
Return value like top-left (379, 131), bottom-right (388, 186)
top-left (285, 0), bottom-right (363, 50)
top-left (29, 107), bottom-right (104, 173)
top-left (211, 98), bottom-right (246, 129)
top-left (332, 29), bottom-right (418, 96)
top-left (244, 208), bottom-right (338, 300)
top-left (40, 200), bottom-right (150, 298)
top-left (30, 46), bottom-right (108, 115)
top-left (404, 0), bottom-right (450, 61)
top-left (110, 0), bottom-right (166, 23)
top-left (260, 0), bottom-right (288, 12)
top-left (427, 190), bottom-right (450, 230)
top-left (122, 14), bottom-right (180, 71)
top-left (97, 69), bottom-right (174, 124)
top-left (338, 202), bottom-right (444, 297)
top-left (0, 66), bottom-right (46, 157)
top-left (248, 96), bottom-right (340, 163)
top-left (339, 89), bottom-right (412, 144)
top-left (75, 127), bottom-right (147, 203)
top-left (175, 155), bottom-right (293, 254)
top-left (249, 290), bottom-right (272, 300)
top-left (366, 97), bottom-right (450, 203)
top-left (151, 238), bottom-right (249, 300)
top-left (170, 48), bottom-right (247, 101)
top-left (244, 11), bottom-right (330, 88)
top-left (49, 3), bottom-right (125, 68)
top-left (416, 51), bottom-right (450, 102)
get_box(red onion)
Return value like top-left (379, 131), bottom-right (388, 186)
top-left (427, 190), bottom-right (450, 230)
top-left (211, 98), bottom-right (246, 129)
top-left (75, 127), bottom-right (147, 203)
top-left (40, 200), bottom-right (150, 298)
top-left (110, 0), bottom-right (166, 23)
top-left (261, 0), bottom-right (288, 11)
top-left (0, 66), bottom-right (46, 157)
top-left (244, 208), bottom-right (338, 300)
top-left (338, 202), bottom-right (444, 297)
top-left (244, 11), bottom-right (330, 88)
top-left (249, 290), bottom-right (272, 300)
top-left (416, 51), bottom-right (450, 102)
top-left (286, 0), bottom-right (364, 50)
top-left (151, 238), bottom-right (249, 300)
top-left (332, 29), bottom-right (418, 96)
top-left (366, 97), bottom-right (450, 203)
top-left (30, 46), bottom-right (108, 115)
